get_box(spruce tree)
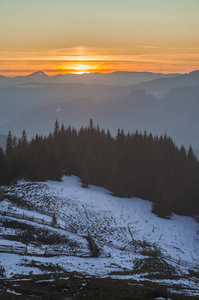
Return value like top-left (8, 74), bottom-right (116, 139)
top-left (0, 147), bottom-right (7, 184)
top-left (6, 131), bottom-right (13, 157)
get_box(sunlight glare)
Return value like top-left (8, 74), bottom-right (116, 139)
top-left (60, 63), bottom-right (98, 74)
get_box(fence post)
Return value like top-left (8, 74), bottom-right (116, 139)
top-left (134, 244), bottom-right (137, 253)
top-left (0, 267), bottom-right (5, 277)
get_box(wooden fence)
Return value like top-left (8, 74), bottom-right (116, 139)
top-left (0, 243), bottom-right (90, 257)
top-left (1, 209), bottom-right (51, 225)
top-left (0, 244), bottom-right (27, 255)
top-left (0, 209), bottom-right (93, 257)
top-left (0, 209), bottom-right (77, 234)
top-left (1, 208), bottom-right (199, 270)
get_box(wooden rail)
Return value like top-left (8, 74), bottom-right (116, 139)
top-left (0, 243), bottom-right (90, 257)
top-left (0, 209), bottom-right (77, 234)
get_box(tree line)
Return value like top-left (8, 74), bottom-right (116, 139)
top-left (0, 119), bottom-right (199, 217)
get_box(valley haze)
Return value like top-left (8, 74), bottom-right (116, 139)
top-left (0, 70), bottom-right (199, 148)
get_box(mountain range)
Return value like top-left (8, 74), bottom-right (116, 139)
top-left (0, 70), bottom-right (199, 148)
top-left (0, 70), bottom-right (179, 88)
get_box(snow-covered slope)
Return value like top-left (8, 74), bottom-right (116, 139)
top-left (1, 176), bottom-right (199, 296)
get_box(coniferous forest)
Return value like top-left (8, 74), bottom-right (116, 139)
top-left (1, 119), bottom-right (199, 218)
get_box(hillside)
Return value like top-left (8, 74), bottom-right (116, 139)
top-left (0, 176), bottom-right (199, 298)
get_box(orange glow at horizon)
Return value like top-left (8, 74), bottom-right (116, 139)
top-left (59, 63), bottom-right (100, 74)
top-left (1, 1), bottom-right (199, 77)
top-left (1, 46), bottom-right (199, 77)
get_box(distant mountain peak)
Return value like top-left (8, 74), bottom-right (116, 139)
top-left (28, 71), bottom-right (47, 77)
top-left (188, 70), bottom-right (199, 76)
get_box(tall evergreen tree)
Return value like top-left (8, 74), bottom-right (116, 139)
top-left (0, 147), bottom-right (7, 184)
top-left (53, 119), bottom-right (60, 138)
top-left (6, 131), bottom-right (13, 157)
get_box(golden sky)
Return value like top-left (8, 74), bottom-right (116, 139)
top-left (1, 0), bottom-right (199, 76)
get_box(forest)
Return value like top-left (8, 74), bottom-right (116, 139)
top-left (0, 119), bottom-right (199, 218)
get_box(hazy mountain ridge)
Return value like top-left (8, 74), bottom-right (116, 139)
top-left (1, 70), bottom-right (199, 148)
top-left (1, 85), bottom-right (199, 148)
top-left (0, 70), bottom-right (180, 88)
top-left (0, 89), bottom-right (157, 137)
top-left (0, 82), bottom-right (135, 128)
top-left (131, 70), bottom-right (199, 93)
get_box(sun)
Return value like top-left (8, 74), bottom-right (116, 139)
top-left (72, 64), bottom-right (92, 74)
top-left (59, 63), bottom-right (98, 74)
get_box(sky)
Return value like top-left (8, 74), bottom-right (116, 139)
top-left (1, 0), bottom-right (199, 76)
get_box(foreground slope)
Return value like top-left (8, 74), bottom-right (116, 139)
top-left (1, 176), bottom-right (199, 297)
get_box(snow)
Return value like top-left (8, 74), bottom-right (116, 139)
top-left (0, 199), bottom-right (52, 223)
top-left (41, 176), bottom-right (199, 264)
top-left (1, 175), bottom-right (199, 296)
top-left (6, 288), bottom-right (23, 296)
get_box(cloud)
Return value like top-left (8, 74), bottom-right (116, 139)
top-left (139, 46), bottom-right (160, 49)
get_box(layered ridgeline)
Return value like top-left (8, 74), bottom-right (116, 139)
top-left (1, 71), bottom-right (199, 149)
top-left (1, 120), bottom-right (199, 218)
